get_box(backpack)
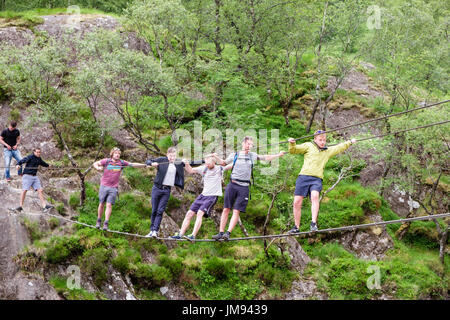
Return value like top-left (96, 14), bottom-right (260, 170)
top-left (230, 151), bottom-right (254, 185)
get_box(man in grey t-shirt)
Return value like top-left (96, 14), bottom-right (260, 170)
top-left (170, 155), bottom-right (232, 240)
top-left (211, 136), bottom-right (286, 241)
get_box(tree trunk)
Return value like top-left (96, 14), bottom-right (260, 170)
top-left (282, 101), bottom-right (290, 126)
top-left (79, 175), bottom-right (86, 206)
top-left (238, 218), bottom-right (249, 237)
top-left (439, 227), bottom-right (449, 265)
top-left (214, 0), bottom-right (223, 57)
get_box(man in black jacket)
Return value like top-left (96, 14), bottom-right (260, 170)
top-left (0, 121), bottom-right (22, 182)
top-left (145, 147), bottom-right (196, 238)
top-left (10, 148), bottom-right (54, 213)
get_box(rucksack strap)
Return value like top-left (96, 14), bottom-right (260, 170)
top-left (230, 151), bottom-right (254, 186)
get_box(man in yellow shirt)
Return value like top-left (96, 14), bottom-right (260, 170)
top-left (287, 130), bottom-right (356, 232)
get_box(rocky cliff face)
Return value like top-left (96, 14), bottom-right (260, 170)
top-left (0, 179), bottom-right (61, 299)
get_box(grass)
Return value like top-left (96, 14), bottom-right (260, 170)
top-left (0, 7), bottom-right (117, 29)
top-left (49, 275), bottom-right (103, 300)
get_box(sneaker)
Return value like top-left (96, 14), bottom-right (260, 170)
top-left (222, 231), bottom-right (231, 241)
top-left (170, 232), bottom-right (182, 240)
top-left (10, 206), bottom-right (23, 212)
top-left (43, 204), bottom-right (54, 212)
top-left (183, 234), bottom-right (195, 242)
top-left (102, 221), bottom-right (109, 231)
top-left (287, 226), bottom-right (300, 234)
top-left (6, 178), bottom-right (12, 182)
top-left (146, 231), bottom-right (157, 238)
top-left (95, 219), bottom-right (102, 229)
top-left (310, 222), bottom-right (318, 232)
top-left (212, 232), bottom-right (224, 240)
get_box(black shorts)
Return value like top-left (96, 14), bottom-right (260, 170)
top-left (294, 175), bottom-right (322, 197)
top-left (223, 182), bottom-right (250, 213)
top-left (189, 194), bottom-right (218, 218)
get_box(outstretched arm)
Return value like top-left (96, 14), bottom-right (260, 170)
top-left (259, 151), bottom-right (287, 162)
top-left (328, 139), bottom-right (356, 157)
top-left (288, 138), bottom-right (309, 154)
top-left (128, 162), bottom-right (147, 168)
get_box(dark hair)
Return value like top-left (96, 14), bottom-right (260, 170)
top-left (10, 121), bottom-right (17, 128)
top-left (33, 148), bottom-right (41, 152)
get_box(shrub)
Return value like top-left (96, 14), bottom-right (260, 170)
top-left (45, 236), bottom-right (83, 264)
top-left (158, 254), bottom-right (183, 279)
top-left (79, 247), bottom-right (111, 287)
top-left (112, 248), bottom-right (142, 274)
top-left (205, 256), bottom-right (235, 280)
top-left (132, 263), bottom-right (172, 289)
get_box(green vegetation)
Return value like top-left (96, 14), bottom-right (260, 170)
top-left (2, 0), bottom-right (448, 300)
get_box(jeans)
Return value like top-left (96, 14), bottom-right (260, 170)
top-left (150, 185), bottom-right (171, 232)
top-left (3, 148), bottom-right (22, 179)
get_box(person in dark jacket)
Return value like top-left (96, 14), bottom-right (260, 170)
top-left (0, 121), bottom-right (22, 182)
top-left (145, 147), bottom-right (198, 238)
top-left (10, 148), bottom-right (54, 213)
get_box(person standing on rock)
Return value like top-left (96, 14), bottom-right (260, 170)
top-left (93, 147), bottom-right (147, 231)
top-left (10, 148), bottom-right (53, 213)
top-left (287, 130), bottom-right (356, 233)
top-left (211, 136), bottom-right (286, 241)
top-left (0, 121), bottom-right (22, 182)
top-left (170, 155), bottom-right (232, 241)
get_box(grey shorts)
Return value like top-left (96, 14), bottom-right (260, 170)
top-left (99, 185), bottom-right (118, 205)
top-left (22, 174), bottom-right (42, 191)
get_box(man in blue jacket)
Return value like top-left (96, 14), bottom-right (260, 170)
top-left (10, 148), bottom-right (54, 213)
top-left (145, 147), bottom-right (199, 238)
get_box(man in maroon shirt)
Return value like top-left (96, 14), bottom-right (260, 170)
top-left (93, 147), bottom-right (148, 231)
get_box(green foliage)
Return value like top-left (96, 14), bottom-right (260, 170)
top-left (158, 254), bottom-right (183, 279)
top-left (112, 248), bottom-right (142, 274)
top-left (44, 235), bottom-right (83, 264)
top-left (79, 247), bottom-right (111, 287)
top-left (49, 276), bottom-right (99, 300)
top-left (2, 1), bottom-right (128, 14)
top-left (132, 263), bottom-right (172, 288)
top-left (22, 218), bottom-right (46, 242)
top-left (205, 256), bottom-right (235, 280)
top-left (4, 0), bottom-right (449, 301)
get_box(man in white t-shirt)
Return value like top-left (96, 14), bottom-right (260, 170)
top-left (170, 155), bottom-right (231, 240)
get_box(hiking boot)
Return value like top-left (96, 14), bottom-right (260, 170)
top-left (310, 222), bottom-right (318, 232)
top-left (95, 219), bottom-right (102, 229)
top-left (212, 232), bottom-right (224, 241)
top-left (170, 232), bottom-right (182, 240)
top-left (42, 204), bottom-right (54, 212)
top-left (287, 226), bottom-right (300, 234)
top-left (102, 221), bottom-right (109, 231)
top-left (222, 231), bottom-right (231, 241)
